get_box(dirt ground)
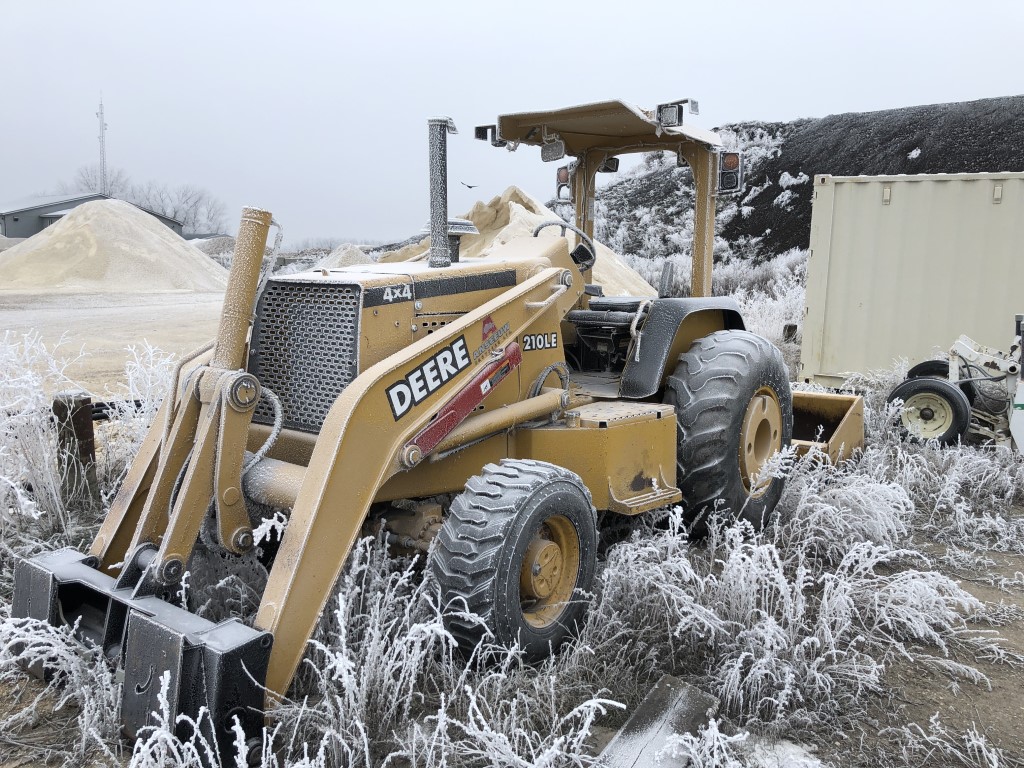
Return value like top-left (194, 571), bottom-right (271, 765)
top-left (860, 547), bottom-right (1024, 761)
top-left (0, 291), bottom-right (223, 393)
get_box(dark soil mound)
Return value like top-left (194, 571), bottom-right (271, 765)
top-left (721, 95), bottom-right (1024, 258)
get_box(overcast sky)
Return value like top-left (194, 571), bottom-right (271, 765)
top-left (2, 1), bottom-right (1022, 244)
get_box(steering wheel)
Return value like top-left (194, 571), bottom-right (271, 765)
top-left (532, 221), bottom-right (597, 272)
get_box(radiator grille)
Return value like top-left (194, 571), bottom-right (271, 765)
top-left (248, 279), bottom-right (361, 433)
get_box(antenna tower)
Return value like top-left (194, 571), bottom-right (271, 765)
top-left (96, 97), bottom-right (108, 195)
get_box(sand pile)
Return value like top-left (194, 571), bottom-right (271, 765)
top-left (316, 243), bottom-right (373, 269)
top-left (377, 186), bottom-right (656, 296)
top-left (192, 235), bottom-right (236, 257)
top-left (0, 200), bottom-right (228, 293)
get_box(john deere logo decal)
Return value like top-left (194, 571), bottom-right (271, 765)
top-left (386, 336), bottom-right (471, 420)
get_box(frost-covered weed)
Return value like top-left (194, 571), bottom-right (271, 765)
top-left (0, 332), bottom-right (86, 535)
top-left (0, 335), bottom-right (173, 603)
top-left (660, 718), bottom-right (748, 767)
top-left (878, 714), bottom-right (1012, 768)
top-left (270, 537), bottom-right (622, 768)
top-left (0, 613), bottom-right (123, 760)
top-left (128, 671), bottom-right (221, 768)
top-left (98, 342), bottom-right (175, 490)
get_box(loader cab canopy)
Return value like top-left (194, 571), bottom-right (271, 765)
top-left (475, 99), bottom-right (733, 301)
top-left (476, 99), bottom-right (733, 298)
top-left (487, 99), bottom-right (723, 156)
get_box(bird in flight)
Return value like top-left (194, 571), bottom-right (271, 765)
top-left (461, 181), bottom-right (478, 189)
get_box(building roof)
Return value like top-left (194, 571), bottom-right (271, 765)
top-left (0, 193), bottom-right (105, 215)
top-left (0, 192), bottom-right (184, 226)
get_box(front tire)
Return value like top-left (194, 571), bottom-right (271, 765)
top-left (663, 330), bottom-right (793, 536)
top-left (431, 459), bottom-right (598, 661)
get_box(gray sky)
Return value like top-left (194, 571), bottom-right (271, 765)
top-left (2, 0), bottom-right (1022, 244)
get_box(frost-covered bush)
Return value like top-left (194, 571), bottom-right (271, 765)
top-left (1, 332), bottom-right (89, 535)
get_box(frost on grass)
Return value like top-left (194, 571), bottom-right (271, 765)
top-left (881, 713), bottom-right (1011, 768)
top-left (3, 305), bottom-right (1024, 766)
top-left (0, 614), bottom-right (123, 760)
top-left (0, 334), bottom-right (173, 602)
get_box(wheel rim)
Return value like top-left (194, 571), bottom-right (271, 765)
top-left (739, 386), bottom-right (783, 497)
top-left (900, 391), bottom-right (954, 438)
top-left (520, 515), bottom-right (580, 629)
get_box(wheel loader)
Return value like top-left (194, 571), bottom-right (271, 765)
top-left (14, 99), bottom-right (810, 761)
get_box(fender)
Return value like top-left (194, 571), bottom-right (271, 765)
top-left (619, 297), bottom-right (745, 399)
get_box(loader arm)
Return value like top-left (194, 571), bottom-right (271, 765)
top-left (255, 264), bottom-right (580, 700)
top-left (89, 344), bottom-right (217, 569)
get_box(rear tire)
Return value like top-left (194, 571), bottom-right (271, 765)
top-left (887, 376), bottom-right (971, 445)
top-left (431, 459), bottom-right (598, 661)
top-left (663, 330), bottom-right (793, 536)
top-left (907, 359), bottom-right (977, 405)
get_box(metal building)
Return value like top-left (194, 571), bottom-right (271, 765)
top-left (0, 193), bottom-right (184, 238)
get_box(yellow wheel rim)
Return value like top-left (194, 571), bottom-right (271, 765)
top-left (520, 515), bottom-right (580, 629)
top-left (739, 386), bottom-right (783, 497)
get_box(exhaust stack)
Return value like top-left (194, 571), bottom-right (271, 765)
top-left (212, 207), bottom-right (273, 370)
top-left (428, 117), bottom-right (457, 268)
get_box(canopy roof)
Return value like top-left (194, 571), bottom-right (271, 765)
top-left (494, 99), bottom-right (722, 156)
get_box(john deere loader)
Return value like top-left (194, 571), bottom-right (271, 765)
top-left (14, 99), bottom-right (810, 760)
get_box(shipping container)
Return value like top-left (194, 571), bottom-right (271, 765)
top-left (799, 172), bottom-right (1024, 387)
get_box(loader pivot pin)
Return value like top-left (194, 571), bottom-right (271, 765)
top-left (229, 374), bottom-right (261, 410)
top-left (159, 556), bottom-right (185, 584)
top-left (401, 445), bottom-right (423, 469)
top-left (232, 528), bottom-right (255, 552)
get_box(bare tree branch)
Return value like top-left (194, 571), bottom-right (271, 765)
top-left (56, 164), bottom-right (227, 235)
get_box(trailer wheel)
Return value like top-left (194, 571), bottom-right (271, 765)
top-left (431, 459), bottom-right (598, 661)
top-left (907, 359), bottom-right (977, 405)
top-left (887, 376), bottom-right (971, 445)
top-left (663, 330), bottom-right (793, 536)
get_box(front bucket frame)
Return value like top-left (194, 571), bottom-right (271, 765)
top-left (13, 548), bottom-right (271, 758)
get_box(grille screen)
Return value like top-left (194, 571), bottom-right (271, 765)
top-left (248, 279), bottom-right (361, 433)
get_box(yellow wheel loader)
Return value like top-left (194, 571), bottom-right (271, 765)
top-left (14, 99), bottom-right (800, 761)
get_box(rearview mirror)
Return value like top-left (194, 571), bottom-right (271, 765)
top-left (597, 157), bottom-right (619, 173)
